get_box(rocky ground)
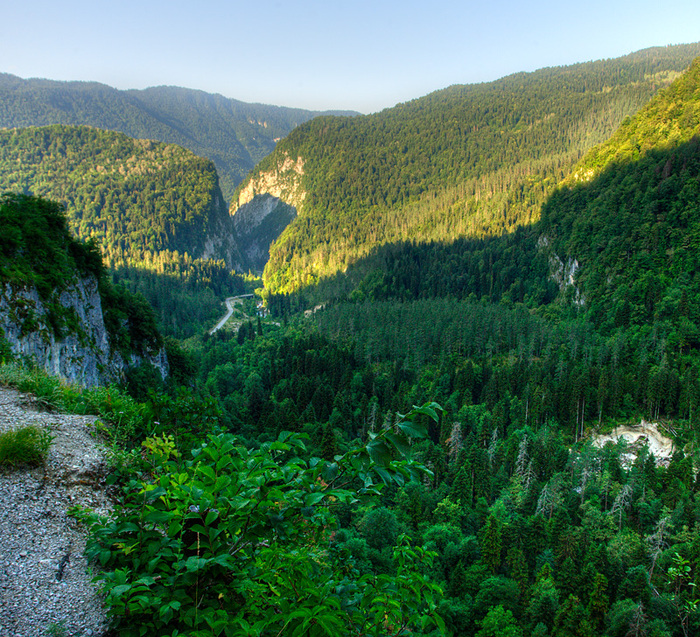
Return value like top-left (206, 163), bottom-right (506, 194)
top-left (0, 387), bottom-right (110, 637)
top-left (591, 419), bottom-right (676, 467)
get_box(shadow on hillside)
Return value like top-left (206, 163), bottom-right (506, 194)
top-left (266, 136), bottom-right (700, 326)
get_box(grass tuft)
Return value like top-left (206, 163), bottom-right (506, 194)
top-left (0, 425), bottom-right (53, 467)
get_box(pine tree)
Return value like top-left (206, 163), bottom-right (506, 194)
top-left (480, 514), bottom-right (503, 574)
top-left (586, 572), bottom-right (609, 632)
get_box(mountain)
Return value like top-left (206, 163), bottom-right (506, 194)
top-left (0, 74), bottom-right (357, 202)
top-left (0, 124), bottom-right (253, 337)
top-left (0, 124), bottom-right (242, 271)
top-left (303, 49), bottom-right (700, 435)
top-left (228, 43), bottom-right (700, 296)
top-left (537, 55), bottom-right (700, 338)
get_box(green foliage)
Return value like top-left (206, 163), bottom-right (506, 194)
top-left (0, 425), bottom-right (53, 467)
top-left (0, 192), bottom-right (102, 300)
top-left (477, 605), bottom-right (523, 637)
top-left (251, 44), bottom-right (700, 295)
top-left (75, 404), bottom-right (445, 636)
top-left (100, 281), bottom-right (163, 356)
top-left (0, 362), bottom-right (149, 447)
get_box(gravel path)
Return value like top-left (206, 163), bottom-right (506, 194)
top-left (0, 387), bottom-right (111, 637)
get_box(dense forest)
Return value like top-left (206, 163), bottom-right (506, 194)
top-left (0, 124), bottom-right (250, 336)
top-left (0, 125), bottom-right (237, 267)
top-left (238, 43), bottom-right (700, 295)
top-left (0, 74), bottom-right (357, 201)
top-left (160, 302), bottom-right (699, 636)
top-left (1, 44), bottom-right (699, 637)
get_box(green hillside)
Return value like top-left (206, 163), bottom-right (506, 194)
top-left (0, 74), bottom-right (356, 201)
top-left (538, 55), bottom-right (700, 338)
top-left (0, 125), bottom-right (238, 268)
top-left (293, 46), bottom-right (700, 436)
top-left (239, 43), bottom-right (700, 295)
top-left (0, 125), bottom-right (248, 336)
top-left (0, 192), bottom-right (161, 356)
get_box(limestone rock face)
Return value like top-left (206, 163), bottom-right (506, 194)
top-left (231, 194), bottom-right (297, 272)
top-left (0, 276), bottom-right (168, 387)
top-left (199, 187), bottom-right (246, 270)
top-left (229, 153), bottom-right (305, 271)
top-left (231, 153), bottom-right (306, 213)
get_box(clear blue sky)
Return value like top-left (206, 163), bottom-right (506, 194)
top-left (3, 0), bottom-right (699, 113)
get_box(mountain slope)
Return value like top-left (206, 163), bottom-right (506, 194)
top-left (314, 54), bottom-right (700, 334)
top-left (0, 193), bottom-right (167, 386)
top-left (538, 55), bottom-right (700, 337)
top-left (0, 75), bottom-right (357, 201)
top-left (229, 43), bottom-right (700, 295)
top-left (0, 124), bottom-right (242, 271)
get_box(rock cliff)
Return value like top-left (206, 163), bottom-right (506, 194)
top-left (199, 186), bottom-right (247, 271)
top-left (229, 152), bottom-right (305, 271)
top-left (0, 276), bottom-right (168, 387)
top-left (230, 194), bottom-right (298, 272)
top-left (231, 152), bottom-right (306, 212)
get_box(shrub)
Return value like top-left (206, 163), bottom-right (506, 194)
top-left (74, 403), bottom-right (447, 636)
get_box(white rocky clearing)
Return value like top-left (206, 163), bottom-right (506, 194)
top-left (591, 420), bottom-right (676, 467)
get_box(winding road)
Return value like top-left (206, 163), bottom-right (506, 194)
top-left (209, 294), bottom-right (254, 334)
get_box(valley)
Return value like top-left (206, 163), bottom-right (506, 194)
top-left (1, 42), bottom-right (700, 637)
top-left (208, 294), bottom-right (255, 334)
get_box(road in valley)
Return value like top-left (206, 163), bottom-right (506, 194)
top-left (209, 294), bottom-right (254, 334)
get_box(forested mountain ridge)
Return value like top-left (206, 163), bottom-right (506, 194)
top-left (0, 74), bottom-right (357, 201)
top-left (537, 54), bottom-right (700, 338)
top-left (0, 124), bottom-right (242, 271)
top-left (568, 55), bottom-right (700, 182)
top-left (230, 43), bottom-right (700, 295)
top-left (0, 124), bottom-right (253, 336)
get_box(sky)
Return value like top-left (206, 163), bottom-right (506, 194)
top-left (3, 0), bottom-right (700, 114)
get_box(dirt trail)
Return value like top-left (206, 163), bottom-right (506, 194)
top-left (0, 386), bottom-right (110, 636)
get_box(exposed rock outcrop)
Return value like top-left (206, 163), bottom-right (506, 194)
top-left (230, 194), bottom-right (297, 272)
top-left (198, 186), bottom-right (246, 271)
top-left (591, 421), bottom-right (676, 467)
top-left (231, 153), bottom-right (306, 212)
top-left (0, 276), bottom-right (168, 388)
top-left (537, 235), bottom-right (585, 306)
top-left (229, 152), bottom-right (305, 271)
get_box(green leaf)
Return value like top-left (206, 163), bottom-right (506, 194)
top-left (304, 492), bottom-right (325, 507)
top-left (385, 431), bottom-right (411, 457)
top-left (372, 465), bottom-right (393, 485)
top-left (397, 420), bottom-right (427, 439)
top-left (214, 475), bottom-right (231, 492)
top-left (198, 464), bottom-right (216, 481)
top-left (184, 556), bottom-right (208, 572)
top-left (111, 584), bottom-right (132, 597)
top-left (216, 455), bottom-right (232, 471)
top-left (143, 509), bottom-right (173, 525)
top-left (409, 402), bottom-right (442, 421)
top-left (367, 439), bottom-right (391, 465)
